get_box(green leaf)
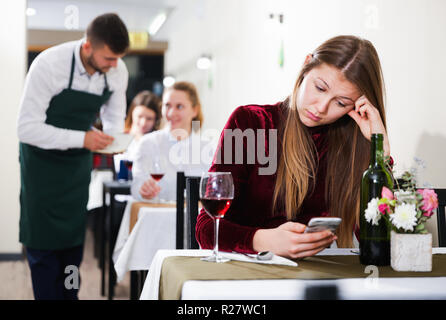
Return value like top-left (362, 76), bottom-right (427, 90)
top-left (416, 210), bottom-right (422, 219)
top-left (415, 223), bottom-right (425, 231)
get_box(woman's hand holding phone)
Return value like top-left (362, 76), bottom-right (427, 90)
top-left (252, 221), bottom-right (337, 259)
top-left (347, 95), bottom-right (390, 157)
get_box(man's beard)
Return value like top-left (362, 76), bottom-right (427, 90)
top-left (86, 54), bottom-right (109, 74)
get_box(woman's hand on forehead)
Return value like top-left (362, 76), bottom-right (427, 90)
top-left (348, 95), bottom-right (390, 156)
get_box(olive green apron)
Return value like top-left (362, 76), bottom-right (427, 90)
top-left (19, 52), bottom-right (113, 250)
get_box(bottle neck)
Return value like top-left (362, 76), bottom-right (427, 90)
top-left (370, 134), bottom-right (385, 167)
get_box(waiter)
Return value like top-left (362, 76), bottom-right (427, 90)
top-left (17, 13), bottom-right (129, 300)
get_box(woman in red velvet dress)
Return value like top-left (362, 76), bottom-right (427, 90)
top-left (196, 35), bottom-right (392, 259)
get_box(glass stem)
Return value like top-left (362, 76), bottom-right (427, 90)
top-left (214, 217), bottom-right (220, 259)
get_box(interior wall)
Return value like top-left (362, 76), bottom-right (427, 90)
top-left (158, 0), bottom-right (446, 244)
top-left (160, 0), bottom-right (446, 185)
top-left (0, 1), bottom-right (26, 254)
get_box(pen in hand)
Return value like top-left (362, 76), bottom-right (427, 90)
top-left (84, 126), bottom-right (114, 151)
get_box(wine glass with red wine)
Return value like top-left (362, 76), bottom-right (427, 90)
top-left (124, 160), bottom-right (133, 180)
top-left (200, 172), bottom-right (234, 263)
top-left (150, 156), bottom-right (165, 202)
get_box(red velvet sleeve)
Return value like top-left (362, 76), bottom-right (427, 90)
top-left (195, 106), bottom-right (265, 254)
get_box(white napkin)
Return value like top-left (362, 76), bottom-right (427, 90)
top-left (221, 252), bottom-right (298, 267)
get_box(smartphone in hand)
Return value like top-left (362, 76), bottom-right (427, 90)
top-left (304, 217), bottom-right (342, 234)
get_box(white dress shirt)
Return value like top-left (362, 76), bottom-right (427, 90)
top-left (17, 39), bottom-right (128, 150)
top-left (131, 126), bottom-right (216, 201)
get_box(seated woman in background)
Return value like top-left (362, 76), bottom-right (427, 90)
top-left (131, 81), bottom-right (215, 201)
top-left (196, 35), bottom-right (392, 258)
top-left (114, 90), bottom-right (162, 178)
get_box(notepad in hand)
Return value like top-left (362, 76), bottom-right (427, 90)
top-left (95, 133), bottom-right (134, 154)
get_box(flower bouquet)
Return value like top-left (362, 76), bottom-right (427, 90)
top-left (364, 170), bottom-right (439, 271)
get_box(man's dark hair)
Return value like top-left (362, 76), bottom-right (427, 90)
top-left (86, 13), bottom-right (130, 54)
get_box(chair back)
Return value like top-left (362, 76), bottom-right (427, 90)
top-left (176, 172), bottom-right (201, 249)
top-left (176, 172), bottom-right (186, 249)
top-left (186, 176), bottom-right (201, 249)
top-left (435, 188), bottom-right (446, 247)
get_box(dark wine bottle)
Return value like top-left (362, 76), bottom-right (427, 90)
top-left (359, 133), bottom-right (393, 266)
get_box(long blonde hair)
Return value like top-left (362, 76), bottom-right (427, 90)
top-left (273, 35), bottom-right (387, 247)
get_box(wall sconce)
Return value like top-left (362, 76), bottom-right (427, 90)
top-left (163, 75), bottom-right (175, 87)
top-left (196, 54), bottom-right (212, 70)
top-left (26, 7), bottom-right (37, 16)
top-left (264, 12), bottom-right (284, 34)
top-left (269, 13), bottom-right (284, 24)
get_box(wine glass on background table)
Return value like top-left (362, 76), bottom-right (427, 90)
top-left (200, 172), bottom-right (234, 263)
top-left (124, 160), bottom-right (133, 180)
top-left (150, 156), bottom-right (165, 203)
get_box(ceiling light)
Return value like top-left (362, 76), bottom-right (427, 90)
top-left (196, 55), bottom-right (212, 70)
top-left (163, 75), bottom-right (175, 87)
top-left (26, 8), bottom-right (36, 16)
top-left (149, 12), bottom-right (167, 36)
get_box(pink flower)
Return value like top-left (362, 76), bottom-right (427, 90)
top-left (423, 211), bottom-right (435, 218)
top-left (417, 189), bottom-right (439, 217)
top-left (381, 186), bottom-right (394, 200)
top-left (378, 203), bottom-right (390, 215)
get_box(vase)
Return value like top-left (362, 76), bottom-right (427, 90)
top-left (390, 231), bottom-right (432, 272)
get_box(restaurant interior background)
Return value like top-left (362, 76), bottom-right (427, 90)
top-left (1, 0), bottom-right (445, 257)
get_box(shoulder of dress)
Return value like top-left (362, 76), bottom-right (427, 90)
top-left (234, 102), bottom-right (282, 117)
top-left (227, 102), bottom-right (283, 130)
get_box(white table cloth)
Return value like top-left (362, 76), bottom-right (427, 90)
top-left (113, 199), bottom-right (179, 282)
top-left (139, 248), bottom-right (446, 300)
top-left (87, 170), bottom-right (113, 210)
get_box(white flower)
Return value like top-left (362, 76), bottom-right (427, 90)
top-left (389, 203), bottom-right (418, 232)
top-left (365, 198), bottom-right (381, 226)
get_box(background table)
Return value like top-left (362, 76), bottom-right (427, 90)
top-left (140, 248), bottom-right (446, 300)
top-left (113, 199), bottom-right (178, 283)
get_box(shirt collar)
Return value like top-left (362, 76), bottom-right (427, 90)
top-left (74, 38), bottom-right (96, 77)
top-left (74, 39), bottom-right (87, 76)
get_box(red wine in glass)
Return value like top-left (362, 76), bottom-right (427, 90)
top-left (201, 198), bottom-right (232, 219)
top-left (124, 160), bottom-right (133, 171)
top-left (199, 172), bottom-right (234, 263)
top-left (151, 173), bottom-right (164, 182)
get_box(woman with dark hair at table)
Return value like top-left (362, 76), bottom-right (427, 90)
top-left (196, 35), bottom-right (392, 259)
top-left (114, 90), bottom-right (162, 178)
top-left (124, 90), bottom-right (162, 136)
